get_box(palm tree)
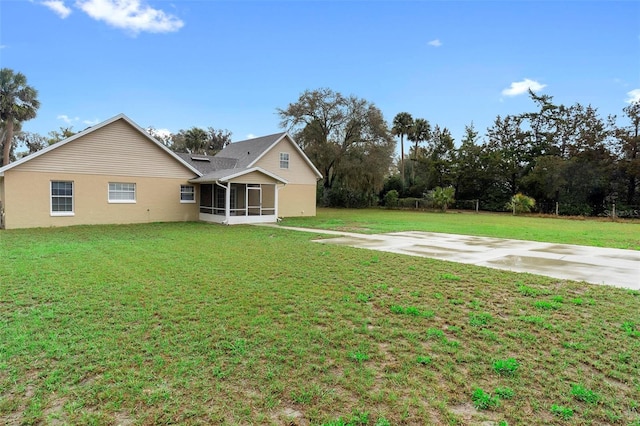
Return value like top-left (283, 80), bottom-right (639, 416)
top-left (391, 112), bottom-right (414, 188)
top-left (1, 69), bottom-right (40, 165)
top-left (408, 118), bottom-right (431, 183)
top-left (409, 118), bottom-right (431, 160)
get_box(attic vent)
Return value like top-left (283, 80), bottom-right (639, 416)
top-left (191, 156), bottom-right (210, 162)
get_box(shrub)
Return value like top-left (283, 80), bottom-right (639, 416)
top-left (427, 186), bottom-right (455, 211)
top-left (506, 193), bottom-right (536, 215)
top-left (384, 190), bottom-right (399, 208)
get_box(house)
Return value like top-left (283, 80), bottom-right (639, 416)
top-left (0, 114), bottom-right (321, 229)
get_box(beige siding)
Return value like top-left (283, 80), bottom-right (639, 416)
top-left (15, 119), bottom-right (195, 179)
top-left (2, 170), bottom-right (198, 229)
top-left (253, 136), bottom-right (319, 185)
top-left (228, 171), bottom-right (278, 184)
top-left (278, 184), bottom-right (317, 217)
top-left (0, 176), bottom-right (5, 208)
top-left (0, 176), bottom-right (5, 228)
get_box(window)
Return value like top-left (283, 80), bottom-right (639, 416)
top-left (51, 181), bottom-right (74, 215)
top-left (279, 152), bottom-right (289, 169)
top-left (180, 185), bottom-right (195, 203)
top-left (108, 182), bottom-right (136, 203)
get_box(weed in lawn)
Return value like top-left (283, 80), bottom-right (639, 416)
top-left (469, 312), bottom-right (493, 327)
top-left (448, 325), bottom-right (462, 334)
top-left (390, 305), bottom-right (434, 319)
top-left (518, 284), bottom-right (539, 297)
top-left (357, 293), bottom-right (373, 303)
top-left (480, 329), bottom-right (498, 341)
top-left (348, 351), bottom-right (370, 363)
top-left (551, 295), bottom-right (564, 303)
top-left (440, 272), bottom-right (461, 281)
top-left (494, 387), bottom-right (515, 399)
top-left (518, 315), bottom-right (553, 330)
top-left (621, 321), bottom-right (640, 337)
top-left (571, 297), bottom-right (583, 305)
top-left (416, 356), bottom-right (432, 365)
top-left (550, 404), bottom-right (574, 420)
top-left (449, 298), bottom-right (465, 305)
top-left (570, 384), bottom-right (600, 404)
top-left (375, 417), bottom-right (391, 426)
top-left (517, 283), bottom-right (551, 297)
top-left (471, 388), bottom-right (500, 410)
top-left (533, 300), bottom-right (561, 310)
top-left (425, 328), bottom-right (445, 340)
top-left (493, 358), bottom-right (520, 376)
top-left (563, 341), bottom-right (587, 350)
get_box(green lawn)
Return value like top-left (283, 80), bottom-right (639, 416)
top-left (1, 221), bottom-right (639, 425)
top-left (281, 208), bottom-right (640, 250)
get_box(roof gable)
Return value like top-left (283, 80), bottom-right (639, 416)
top-left (189, 167), bottom-right (288, 184)
top-left (215, 132), bottom-right (286, 169)
top-left (0, 114), bottom-right (202, 177)
top-left (214, 132), bottom-right (322, 179)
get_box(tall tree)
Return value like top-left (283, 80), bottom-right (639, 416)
top-left (407, 118), bottom-right (431, 185)
top-left (165, 126), bottom-right (231, 155)
top-left (391, 112), bottom-right (414, 188)
top-left (15, 131), bottom-right (48, 157)
top-left (278, 88), bottom-right (394, 205)
top-left (615, 101), bottom-right (640, 204)
top-left (47, 126), bottom-right (76, 145)
top-left (0, 69), bottom-right (40, 166)
top-left (452, 122), bottom-right (485, 201)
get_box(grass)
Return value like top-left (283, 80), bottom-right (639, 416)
top-left (280, 207), bottom-right (640, 249)
top-left (1, 220), bottom-right (639, 425)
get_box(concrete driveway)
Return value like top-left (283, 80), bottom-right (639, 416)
top-left (272, 226), bottom-right (640, 290)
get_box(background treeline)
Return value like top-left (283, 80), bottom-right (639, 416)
top-left (278, 88), bottom-right (640, 217)
top-left (3, 67), bottom-right (638, 217)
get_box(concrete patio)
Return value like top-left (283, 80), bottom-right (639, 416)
top-left (271, 226), bottom-right (640, 290)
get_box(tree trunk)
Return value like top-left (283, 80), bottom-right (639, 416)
top-left (2, 117), bottom-right (14, 166)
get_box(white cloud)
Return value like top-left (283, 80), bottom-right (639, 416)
top-left (427, 39), bottom-right (442, 47)
top-left (75, 0), bottom-right (184, 34)
top-left (625, 89), bottom-right (640, 104)
top-left (83, 118), bottom-right (100, 126)
top-left (246, 133), bottom-right (256, 139)
top-left (501, 78), bottom-right (546, 97)
top-left (42, 0), bottom-right (72, 18)
top-left (57, 114), bottom-right (79, 124)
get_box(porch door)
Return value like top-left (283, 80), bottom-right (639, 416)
top-left (247, 184), bottom-right (261, 216)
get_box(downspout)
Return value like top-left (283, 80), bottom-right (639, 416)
top-left (276, 182), bottom-right (286, 221)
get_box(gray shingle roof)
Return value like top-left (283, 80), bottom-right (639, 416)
top-left (175, 132), bottom-right (286, 175)
top-left (189, 168), bottom-right (243, 183)
top-left (216, 132), bottom-right (286, 168)
top-left (175, 153), bottom-right (238, 174)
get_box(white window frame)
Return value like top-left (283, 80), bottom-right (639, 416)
top-left (279, 152), bottom-right (289, 169)
top-left (180, 185), bottom-right (196, 203)
top-left (50, 181), bottom-right (74, 216)
top-left (108, 182), bottom-right (136, 203)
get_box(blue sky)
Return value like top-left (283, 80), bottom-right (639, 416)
top-left (1, 0), bottom-right (639, 149)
